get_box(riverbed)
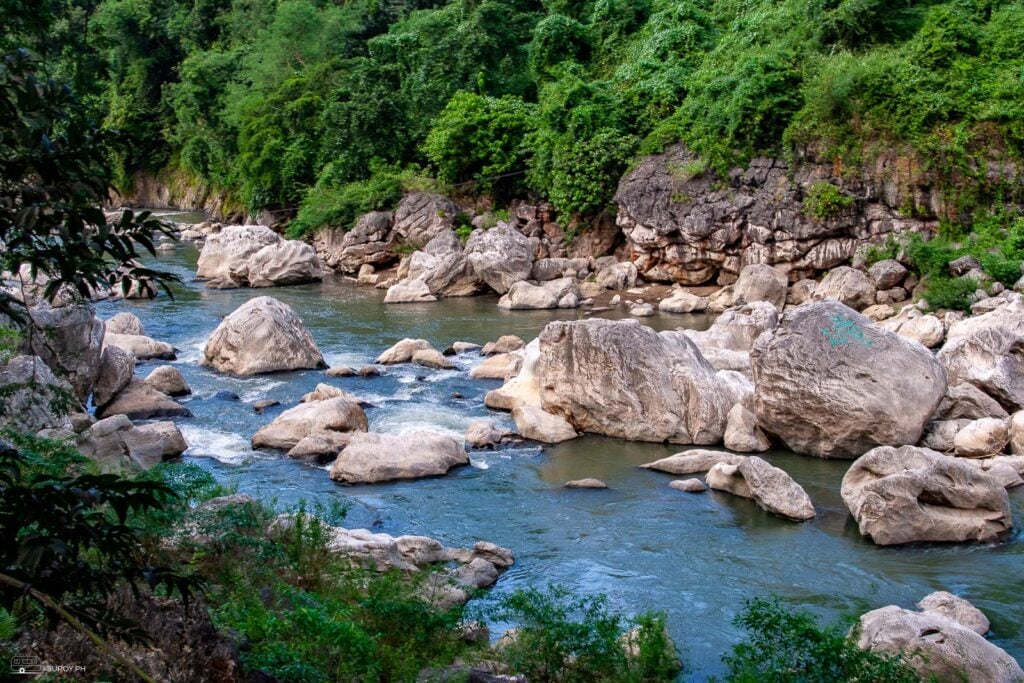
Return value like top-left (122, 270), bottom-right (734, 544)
top-left (96, 215), bottom-right (1024, 678)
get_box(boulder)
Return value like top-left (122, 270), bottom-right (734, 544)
top-left (201, 296), bottom-right (326, 376)
top-left (669, 478), bottom-right (707, 492)
top-left (752, 301), bottom-right (946, 458)
top-left (953, 417), bottom-right (1009, 457)
top-left (917, 591), bottom-right (990, 635)
top-left (401, 233), bottom-right (483, 298)
top-left (378, 338), bottom-right (434, 364)
top-left (287, 431), bottom-right (352, 463)
top-left (103, 332), bottom-right (176, 361)
top-left (684, 302), bottom-right (778, 374)
top-left (196, 225), bottom-right (321, 288)
top-left (482, 335), bottom-right (524, 356)
top-left (299, 383), bottom-right (360, 404)
top-left (532, 257), bottom-right (589, 281)
top-left (659, 291), bottom-right (707, 314)
top-left (878, 307), bottom-right (945, 348)
top-left (565, 478), bottom-right (607, 489)
top-left (921, 419), bottom-right (969, 452)
top-left (0, 355), bottom-right (75, 433)
top-left (639, 449), bottom-right (745, 475)
top-left (945, 295), bottom-right (1024, 341)
top-left (465, 225), bottom-right (534, 294)
top-left (732, 264), bottom-right (787, 309)
top-left (498, 281), bottom-right (558, 310)
top-left (629, 303), bottom-right (655, 317)
top-left (92, 346), bottom-right (135, 408)
top-left (724, 403), bottom-right (770, 452)
top-left (252, 397), bottom-right (368, 450)
top-left (939, 327), bottom-right (1024, 411)
top-left (787, 279), bottom-right (817, 306)
top-left (392, 193), bottom-right (460, 248)
top-left (706, 285), bottom-right (736, 312)
top-left (144, 365), bottom-right (191, 397)
top-left (469, 353), bottom-right (517, 380)
top-left (595, 261), bottom-right (638, 290)
top-left (94, 378), bottom-right (191, 420)
top-left (512, 405), bottom-right (577, 444)
top-left (313, 210), bottom-right (394, 274)
top-left (24, 302), bottom-right (104, 401)
top-left (537, 319), bottom-right (750, 444)
top-left (451, 341), bottom-right (481, 354)
top-left (840, 445), bottom-right (1013, 545)
top-left (383, 277), bottom-right (437, 303)
top-left (813, 266), bottom-right (876, 310)
top-left (935, 383), bottom-right (1009, 421)
top-left (1011, 411), bottom-right (1024, 454)
top-left (868, 259), bottom-right (907, 290)
top-left (329, 431), bottom-right (470, 484)
top-left (706, 456), bottom-right (815, 520)
top-left (857, 605), bottom-right (1023, 682)
top-left (105, 312), bottom-right (144, 336)
top-left (412, 348), bottom-right (453, 370)
top-left (485, 339), bottom-right (541, 410)
top-left (464, 420), bottom-right (506, 449)
top-left (78, 415), bottom-right (188, 470)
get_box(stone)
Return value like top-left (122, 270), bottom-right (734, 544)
top-left (939, 326), bottom-right (1024, 411)
top-left (252, 399), bottom-right (280, 413)
top-left (24, 302), bottom-right (104, 401)
top-left (464, 420), bottom-right (505, 449)
top-left (95, 378), bottom-right (191, 420)
top-left (706, 285), bottom-right (735, 312)
top-left (329, 431), bottom-right (470, 484)
top-left (878, 307), bottom-right (945, 348)
top-left (105, 311), bottom-right (144, 336)
top-left (144, 365), bottom-right (191, 397)
top-left (485, 340), bottom-right (541, 411)
top-left (565, 478), bottom-right (607, 489)
top-left (197, 225), bottom-right (321, 288)
top-left (949, 254), bottom-right (983, 277)
top-left (252, 397), bottom-right (368, 450)
top-left (629, 303), bottom-right (655, 316)
top-left (0, 355), bottom-right (75, 433)
top-left (512, 405), bottom-right (578, 444)
top-left (953, 418), bottom-right (1009, 457)
top-left (639, 449), bottom-right (745, 475)
top-left (857, 605), bottom-right (1022, 682)
top-left (482, 335), bottom-right (524, 356)
top-left (733, 264), bottom-right (788, 309)
top-left (868, 259), bottom-right (908, 290)
top-left (498, 281), bottom-right (558, 310)
top-left (684, 302), bottom-right (778, 374)
top-left (669, 478), bottom-right (707, 492)
top-left (469, 353), bottom-right (517, 380)
top-left (813, 266), bottom-right (876, 310)
top-left (392, 193), bottom-right (460, 248)
top-left (358, 366), bottom-right (380, 377)
top-left (78, 415), bottom-right (188, 470)
top-left (724, 403), bottom-right (770, 452)
top-left (1011, 411), bottom-right (1024, 454)
top-left (532, 257), bottom-right (589, 281)
top-left (384, 277), bottom-right (437, 303)
top-left (917, 592), bottom-right (991, 635)
top-left (659, 291), bottom-right (707, 313)
top-left (862, 304), bottom-right (896, 322)
top-left (921, 419), bottom-right (969, 452)
top-left (378, 338), bottom-right (434, 364)
top-left (299, 383), bottom-right (360, 404)
top-left (315, 209), bottom-right (395, 274)
top-left (935, 383), bottom-right (1009, 421)
top-left (400, 233), bottom-right (483, 298)
top-left (706, 456), bottom-right (815, 521)
top-left (201, 296), bottom-right (326, 376)
top-left (326, 366), bottom-right (356, 377)
top-left (451, 341), bottom-right (481, 354)
top-left (103, 332), bottom-right (176, 361)
top-left (287, 431), bottom-right (352, 463)
top-left (412, 348), bottom-right (453, 370)
top-left (841, 445), bottom-right (1013, 545)
top-left (465, 224), bottom-right (534, 294)
top-left (595, 261), bottom-right (638, 290)
top-left (120, 421), bottom-right (189, 467)
top-left (92, 345), bottom-right (135, 408)
top-left (752, 301), bottom-right (946, 458)
top-left (538, 319), bottom-right (750, 444)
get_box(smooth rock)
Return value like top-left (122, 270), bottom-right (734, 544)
top-left (868, 259), bottom-right (908, 290)
top-left (917, 591), bottom-right (991, 635)
top-left (813, 266), bottom-right (876, 310)
top-left (384, 277), bottom-right (437, 303)
top-left (669, 478), bottom-right (707, 492)
top-left (565, 478), bottom-right (607, 489)
top-left (92, 345), bottom-right (135, 408)
top-left (659, 291), bottom-right (707, 313)
top-left (329, 431), bottom-right (470, 484)
top-left (287, 431), bottom-right (352, 463)
top-left (935, 383), bottom-right (1009, 421)
top-left (1011, 411), bottom-right (1024, 454)
top-left (639, 449), bottom-right (745, 475)
top-left (723, 403), bottom-right (770, 452)
top-left (95, 378), bottom-right (191, 420)
top-left (482, 335), bottom-right (524, 356)
top-left (378, 338), bottom-right (434, 364)
top-left (470, 353), bottom-right (517, 380)
top-left (595, 261), bottom-right (638, 290)
top-left (412, 348), bottom-right (454, 370)
top-left (629, 303), bottom-right (655, 317)
top-left (464, 420), bottom-right (505, 449)
top-left (105, 311), bottom-right (144, 336)
top-left (197, 225), bottom-right (320, 288)
top-left (512, 405), bottom-right (577, 444)
top-left (104, 332), bottom-right (176, 361)
top-left (706, 457), bottom-right (815, 521)
top-left (498, 281), bottom-right (558, 310)
top-left (733, 264), bottom-right (787, 310)
top-left (465, 225), bottom-right (534, 294)
top-left (144, 365), bottom-right (191, 397)
top-left (252, 397), bottom-right (368, 450)
top-left (953, 417), bottom-right (1009, 458)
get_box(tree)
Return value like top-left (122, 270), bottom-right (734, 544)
top-left (0, 49), bottom-right (177, 323)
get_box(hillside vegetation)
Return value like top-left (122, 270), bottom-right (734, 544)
top-left (10, 0), bottom-right (1024, 234)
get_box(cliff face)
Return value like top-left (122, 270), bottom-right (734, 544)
top-left (112, 168), bottom-right (243, 222)
top-left (613, 144), bottom-right (1016, 286)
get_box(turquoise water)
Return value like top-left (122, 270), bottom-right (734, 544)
top-left (97, 240), bottom-right (1023, 679)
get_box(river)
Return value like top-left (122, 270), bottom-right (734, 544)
top-left (95, 212), bottom-right (1024, 679)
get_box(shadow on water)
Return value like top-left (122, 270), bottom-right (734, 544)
top-left (96, 238), bottom-right (1024, 678)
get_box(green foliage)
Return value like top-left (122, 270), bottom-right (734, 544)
top-left (487, 585), bottom-right (681, 682)
top-left (803, 182), bottom-right (855, 220)
top-left (918, 275), bottom-right (979, 312)
top-left (0, 326), bottom-right (21, 365)
top-left (722, 597), bottom-right (920, 682)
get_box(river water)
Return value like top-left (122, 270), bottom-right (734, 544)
top-left (96, 213), bottom-right (1024, 678)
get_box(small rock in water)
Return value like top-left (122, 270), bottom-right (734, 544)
top-left (326, 366), bottom-right (356, 377)
top-left (609, 295), bottom-right (621, 306)
top-left (565, 478), bottom-right (608, 489)
top-left (213, 390), bottom-right (240, 401)
top-left (252, 399), bottom-right (280, 414)
top-left (630, 303), bottom-right (655, 317)
top-left (451, 391), bottom-right (463, 399)
top-left (452, 341), bottom-right (482, 354)
top-left (358, 366), bottom-right (380, 377)
top-left (670, 478), bottom-right (707, 493)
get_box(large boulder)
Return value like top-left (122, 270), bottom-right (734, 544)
top-left (95, 379), bottom-right (192, 420)
top-left (934, 383), bottom-right (1009, 421)
top-left (144, 365), bottom-right (191, 396)
top-left (313, 210), bottom-right (394, 274)
top-left (595, 261), bottom-right (638, 290)
top-left (639, 449), bottom-right (745, 475)
top-left (868, 259), bottom-right (908, 290)
top-left (103, 331), bottom-right (176, 361)
top-left (917, 591), bottom-right (990, 635)
top-left (813, 266), bottom-right (876, 310)
top-left (78, 415), bottom-right (188, 470)
top-left (377, 338), bottom-right (434, 364)
top-left (723, 403), bottom-right (770, 452)
top-left (498, 281), bottom-right (558, 310)
top-left (841, 445), bottom-right (1013, 545)
top-left (485, 339), bottom-right (542, 410)
top-left (105, 312), bottom-right (144, 336)
top-left (469, 353), bottom-right (518, 380)
top-left (24, 301), bottom-right (104, 402)
top-left (0, 355), bottom-right (76, 433)
top-left (857, 605), bottom-right (1023, 682)
top-left (196, 225), bottom-right (321, 288)
top-left (512, 405), bottom-right (578, 443)
top-left (705, 456), bottom-right (815, 521)
top-left (659, 291), bottom-right (708, 314)
top-left (328, 431), bottom-right (469, 484)
top-left (537, 319), bottom-right (749, 444)
top-left (391, 193), bottom-right (460, 249)
top-left (752, 301), bottom-right (946, 458)
top-left (252, 397), bottom-right (368, 450)
top-left (201, 296), bottom-right (326, 376)
top-left (92, 345), bottom-right (136, 408)
top-left (953, 417), bottom-right (1009, 457)
top-left (684, 302), bottom-right (778, 374)
top-left (732, 264), bottom-right (787, 310)
top-left (384, 277), bottom-right (437, 303)
top-left (879, 308), bottom-right (945, 348)
top-left (939, 326), bottom-right (1024, 411)
top-left (397, 231), bottom-right (483, 298)
top-left (945, 295), bottom-right (1024, 341)
top-left (465, 224), bottom-right (535, 294)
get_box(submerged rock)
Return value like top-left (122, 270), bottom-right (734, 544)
top-left (329, 431), bottom-right (469, 484)
top-left (201, 296), bottom-right (326, 376)
top-left (669, 478), bottom-right (707, 493)
top-left (705, 456), bottom-right (815, 521)
top-left (565, 478), bottom-right (608, 489)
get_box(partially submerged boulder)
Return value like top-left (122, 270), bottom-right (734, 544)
top-left (639, 449), bottom-right (745, 475)
top-left (328, 431), bottom-right (469, 484)
top-left (841, 445), bottom-right (1013, 545)
top-left (377, 338), bottom-right (434, 364)
top-left (104, 332), bottom-right (176, 361)
top-left (252, 397), bottom-right (368, 451)
top-left (95, 379), bottom-right (192, 420)
top-left (752, 301), bottom-right (946, 458)
top-left (196, 225), bottom-right (321, 288)
top-left (512, 405), bottom-right (578, 444)
top-left (201, 296), bottom-right (326, 376)
top-left (144, 365), bottom-right (191, 397)
top-left (706, 456), bottom-right (815, 521)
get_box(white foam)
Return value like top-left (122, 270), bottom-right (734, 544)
top-left (323, 351), bottom-right (372, 368)
top-left (181, 425), bottom-right (255, 464)
top-left (470, 456), bottom-right (490, 470)
top-left (238, 379), bottom-right (285, 402)
top-left (176, 332), bottom-right (212, 365)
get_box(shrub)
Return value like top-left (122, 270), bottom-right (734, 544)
top-left (919, 275), bottom-right (978, 312)
top-left (803, 181), bottom-right (855, 220)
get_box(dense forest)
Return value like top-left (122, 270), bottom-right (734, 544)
top-left (6, 0), bottom-right (1024, 234)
